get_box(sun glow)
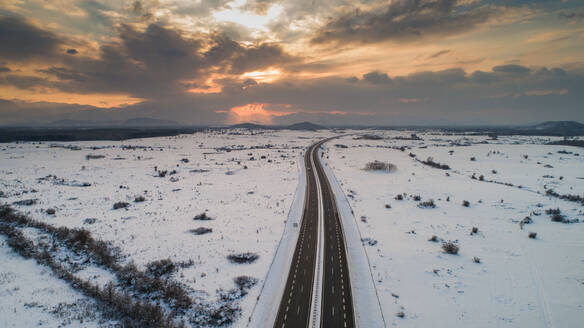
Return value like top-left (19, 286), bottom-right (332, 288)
top-left (228, 103), bottom-right (292, 124)
top-left (242, 69), bottom-right (281, 83)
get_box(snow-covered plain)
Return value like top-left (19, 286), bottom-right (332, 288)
top-left (0, 129), bottom-right (332, 327)
top-left (323, 131), bottom-right (584, 327)
top-left (2, 129), bottom-right (584, 327)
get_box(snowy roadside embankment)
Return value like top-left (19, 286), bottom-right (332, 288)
top-left (248, 147), bottom-right (307, 327)
top-left (319, 146), bottom-right (386, 328)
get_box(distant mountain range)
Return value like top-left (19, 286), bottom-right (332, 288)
top-left (229, 121), bottom-right (325, 131)
top-left (49, 117), bottom-right (180, 127)
top-left (530, 121), bottom-right (584, 135)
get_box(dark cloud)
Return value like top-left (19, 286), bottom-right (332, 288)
top-left (428, 49), bottom-right (450, 59)
top-left (0, 66), bottom-right (11, 73)
top-left (0, 15), bottom-right (62, 60)
top-left (16, 23), bottom-right (297, 98)
top-left (0, 74), bottom-right (49, 90)
top-left (311, 0), bottom-right (497, 45)
top-left (559, 11), bottom-right (584, 20)
top-left (346, 76), bottom-right (359, 83)
top-left (2, 64), bottom-right (583, 126)
top-left (205, 34), bottom-right (298, 74)
top-left (241, 0), bottom-right (280, 15)
top-left (66, 49), bottom-right (78, 55)
top-left (492, 64), bottom-right (531, 74)
top-left (363, 71), bottom-right (391, 84)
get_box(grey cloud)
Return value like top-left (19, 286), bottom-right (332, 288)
top-left (429, 49), bottom-right (450, 59)
top-left (0, 15), bottom-right (62, 60)
top-left (363, 71), bottom-right (391, 84)
top-left (0, 74), bottom-right (49, 90)
top-left (204, 34), bottom-right (298, 74)
top-left (0, 66), bottom-right (11, 73)
top-left (241, 0), bottom-right (280, 15)
top-left (311, 0), bottom-right (496, 45)
top-left (18, 23), bottom-right (297, 98)
top-left (346, 76), bottom-right (359, 83)
top-left (492, 64), bottom-right (531, 74)
top-left (66, 49), bottom-right (78, 55)
top-left (3, 64), bottom-right (583, 126)
top-left (559, 11), bottom-right (584, 20)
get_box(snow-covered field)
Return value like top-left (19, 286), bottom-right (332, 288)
top-left (0, 129), bottom-right (331, 327)
top-left (1, 129), bottom-right (583, 327)
top-left (324, 131), bottom-right (584, 327)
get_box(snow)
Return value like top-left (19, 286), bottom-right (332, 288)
top-left (248, 143), bottom-right (307, 327)
top-left (323, 131), bottom-right (584, 327)
top-left (0, 129), bottom-right (332, 327)
top-left (0, 235), bottom-right (107, 328)
top-left (2, 128), bottom-right (583, 327)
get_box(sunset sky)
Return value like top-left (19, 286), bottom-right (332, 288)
top-left (1, 0), bottom-right (583, 126)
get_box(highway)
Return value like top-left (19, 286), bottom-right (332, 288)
top-left (273, 139), bottom-right (355, 328)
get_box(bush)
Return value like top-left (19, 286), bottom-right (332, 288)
top-left (85, 154), bottom-right (105, 160)
top-left (194, 212), bottom-right (213, 220)
top-left (394, 194), bottom-right (404, 201)
top-left (146, 259), bottom-right (177, 278)
top-left (545, 208), bottom-right (561, 215)
top-left (442, 241), bottom-right (459, 255)
top-left (113, 202), bottom-right (130, 210)
top-left (46, 208), bottom-right (56, 215)
top-left (190, 227), bottom-right (212, 235)
top-left (428, 235), bottom-right (439, 242)
top-left (551, 213), bottom-right (566, 223)
top-left (519, 216), bottom-right (532, 230)
top-left (420, 157), bottom-right (450, 170)
top-left (418, 199), bottom-right (436, 208)
top-left (13, 199), bottom-right (37, 206)
top-left (234, 276), bottom-right (258, 290)
top-left (227, 252), bottom-right (259, 264)
top-left (528, 232), bottom-right (537, 239)
top-left (412, 195), bottom-right (421, 201)
top-left (157, 170), bottom-right (168, 178)
top-left (364, 161), bottom-right (397, 172)
top-left (472, 257), bottom-right (481, 263)
top-left (134, 195), bottom-right (146, 202)
top-left (462, 200), bottom-right (470, 207)
top-left (471, 227), bottom-right (478, 235)
top-left (83, 218), bottom-right (97, 225)
top-left (470, 157), bottom-right (476, 161)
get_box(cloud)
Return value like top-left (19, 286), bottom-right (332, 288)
top-left (492, 64), bottom-right (531, 74)
top-left (559, 11), bottom-right (584, 20)
top-left (3, 63), bottom-right (584, 125)
top-left (428, 49), bottom-right (451, 59)
top-left (0, 66), bottom-right (11, 73)
top-left (363, 71), bottom-right (391, 84)
top-left (0, 15), bottom-right (63, 60)
top-left (241, 0), bottom-right (280, 15)
top-left (311, 0), bottom-right (498, 45)
top-left (66, 49), bottom-right (78, 55)
top-left (25, 23), bottom-right (297, 98)
top-left (0, 74), bottom-right (49, 90)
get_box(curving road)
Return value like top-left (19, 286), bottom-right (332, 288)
top-left (273, 139), bottom-right (355, 328)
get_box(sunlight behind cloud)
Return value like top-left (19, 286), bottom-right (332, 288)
top-left (213, 0), bottom-right (283, 32)
top-left (242, 69), bottom-right (281, 83)
top-left (228, 103), bottom-right (292, 124)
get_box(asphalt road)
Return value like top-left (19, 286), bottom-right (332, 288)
top-left (273, 139), bottom-right (355, 328)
